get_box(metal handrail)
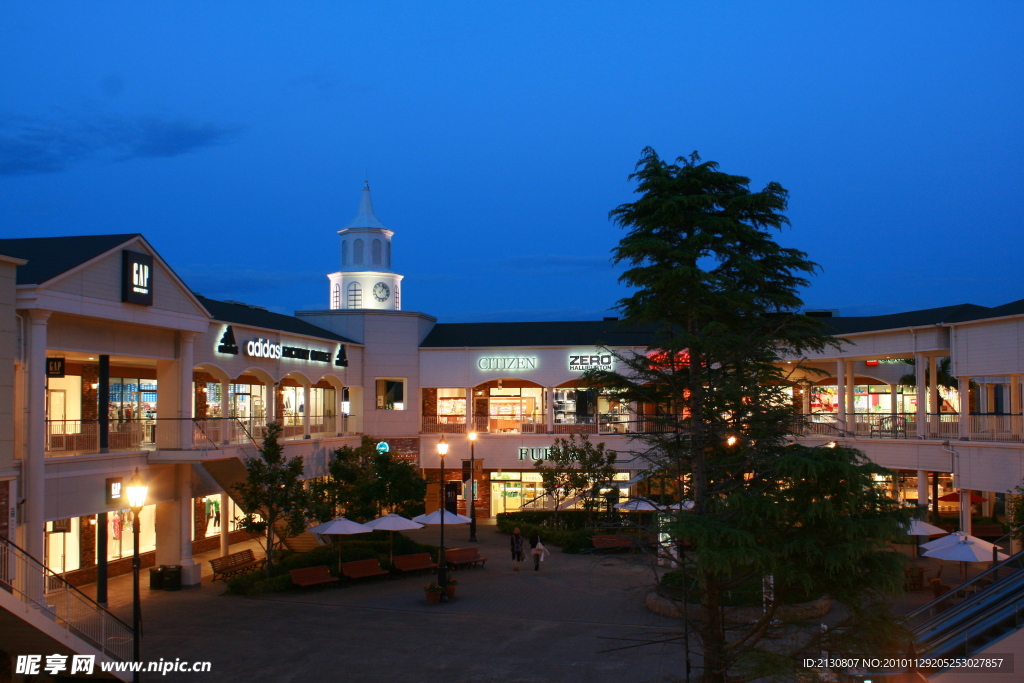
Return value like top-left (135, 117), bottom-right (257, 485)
top-left (0, 534), bottom-right (133, 661)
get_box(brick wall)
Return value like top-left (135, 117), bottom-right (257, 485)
top-left (194, 498), bottom-right (207, 540)
top-left (389, 437), bottom-right (420, 464)
top-left (81, 364), bottom-right (98, 420)
top-left (79, 515), bottom-right (96, 567)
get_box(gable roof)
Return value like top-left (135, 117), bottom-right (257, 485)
top-left (420, 320), bottom-right (656, 348)
top-left (0, 234), bottom-right (141, 285)
top-left (196, 296), bottom-right (357, 345)
top-left (817, 300), bottom-right (1024, 335)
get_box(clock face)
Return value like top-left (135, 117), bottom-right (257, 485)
top-left (372, 282), bottom-right (390, 302)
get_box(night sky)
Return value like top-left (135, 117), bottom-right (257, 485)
top-left (1, 3), bottom-right (1021, 322)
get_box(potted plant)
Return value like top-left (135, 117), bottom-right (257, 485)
top-left (444, 577), bottom-right (458, 599)
top-left (424, 583), bottom-right (443, 604)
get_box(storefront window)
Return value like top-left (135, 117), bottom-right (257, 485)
top-left (281, 386), bottom-right (305, 425)
top-left (554, 388), bottom-right (594, 425)
top-left (45, 518), bottom-right (81, 574)
top-left (103, 504), bottom-right (156, 561)
top-left (488, 386), bottom-right (543, 432)
top-left (193, 495), bottom-right (244, 539)
top-left (229, 383), bottom-right (267, 420)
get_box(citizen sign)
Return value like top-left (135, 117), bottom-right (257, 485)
top-left (477, 357), bottom-right (537, 371)
top-left (569, 354), bottom-right (613, 372)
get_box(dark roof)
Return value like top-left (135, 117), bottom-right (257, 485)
top-left (420, 320), bottom-right (656, 348)
top-left (0, 234), bottom-right (141, 285)
top-left (817, 300), bottom-right (1024, 335)
top-left (196, 296), bottom-right (356, 344)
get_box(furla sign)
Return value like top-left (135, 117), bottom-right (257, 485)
top-left (121, 251), bottom-right (154, 306)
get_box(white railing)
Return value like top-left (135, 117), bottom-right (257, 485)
top-left (968, 414), bottom-right (1024, 442)
top-left (46, 420), bottom-right (149, 455)
top-left (421, 415), bottom-right (468, 434)
top-left (0, 535), bottom-right (133, 662)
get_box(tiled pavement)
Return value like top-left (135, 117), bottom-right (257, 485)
top-left (77, 527), bottom-right (985, 682)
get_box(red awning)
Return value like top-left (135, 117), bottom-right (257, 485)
top-left (937, 491), bottom-right (987, 503)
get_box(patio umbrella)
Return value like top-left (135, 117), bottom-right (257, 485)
top-left (921, 531), bottom-right (996, 553)
top-left (923, 535), bottom-right (1008, 582)
top-left (363, 513), bottom-right (424, 565)
top-left (614, 498), bottom-right (658, 511)
top-left (412, 509), bottom-right (472, 525)
top-left (308, 517), bottom-right (372, 573)
top-left (937, 491), bottom-right (987, 504)
top-left (904, 519), bottom-right (947, 536)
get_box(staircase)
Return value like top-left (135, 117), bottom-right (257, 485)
top-left (201, 457), bottom-right (323, 554)
top-left (0, 535), bottom-right (133, 681)
top-left (908, 546), bottom-right (1024, 675)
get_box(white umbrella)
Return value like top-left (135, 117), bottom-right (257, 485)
top-left (905, 519), bottom-right (947, 536)
top-left (921, 531), bottom-right (996, 553)
top-left (923, 540), bottom-right (1009, 563)
top-left (308, 516), bottom-right (372, 572)
top-left (615, 498), bottom-right (658, 511)
top-left (363, 513), bottom-right (424, 565)
top-left (412, 509), bottom-right (471, 525)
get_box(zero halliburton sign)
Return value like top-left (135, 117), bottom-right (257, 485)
top-left (121, 250), bottom-right (154, 306)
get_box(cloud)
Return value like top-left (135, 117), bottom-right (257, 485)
top-left (0, 114), bottom-right (241, 176)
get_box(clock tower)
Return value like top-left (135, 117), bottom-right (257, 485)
top-left (328, 183), bottom-right (405, 310)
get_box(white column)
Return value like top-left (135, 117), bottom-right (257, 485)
top-left (960, 490), bottom-right (972, 535)
top-left (929, 356), bottom-right (940, 436)
top-left (800, 383), bottom-right (810, 414)
top-left (915, 353), bottom-right (927, 438)
top-left (220, 380), bottom-right (231, 444)
top-left (265, 381), bottom-right (276, 424)
top-left (546, 387), bottom-right (555, 434)
top-left (219, 492), bottom-right (230, 558)
top-left (845, 361), bottom-right (856, 432)
top-left (917, 470), bottom-right (929, 510)
top-left (25, 310), bottom-right (50, 565)
top-left (178, 332), bottom-right (195, 450)
top-left (889, 384), bottom-right (899, 415)
top-left (177, 464), bottom-right (201, 585)
top-left (959, 375), bottom-right (970, 440)
top-left (836, 361), bottom-right (846, 435)
top-left (302, 383), bottom-right (312, 439)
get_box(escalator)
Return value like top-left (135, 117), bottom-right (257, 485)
top-left (201, 458), bottom-right (322, 554)
top-left (909, 547), bottom-right (1024, 674)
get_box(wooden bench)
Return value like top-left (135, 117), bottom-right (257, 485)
top-left (341, 558), bottom-right (389, 580)
top-left (972, 525), bottom-right (1005, 540)
top-left (210, 549), bottom-right (265, 582)
top-left (289, 566), bottom-right (340, 587)
top-left (393, 553), bottom-right (438, 574)
top-left (446, 548), bottom-right (487, 569)
top-left (591, 535), bottom-right (635, 550)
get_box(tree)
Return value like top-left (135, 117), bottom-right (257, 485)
top-left (898, 356), bottom-right (958, 392)
top-left (233, 422), bottom-right (310, 576)
top-left (534, 434), bottom-right (617, 522)
top-left (309, 436), bottom-right (427, 523)
top-left (589, 148), bottom-right (912, 681)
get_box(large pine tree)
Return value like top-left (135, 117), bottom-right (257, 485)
top-left (591, 149), bottom-right (912, 681)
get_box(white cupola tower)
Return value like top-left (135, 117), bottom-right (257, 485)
top-left (327, 183), bottom-right (404, 310)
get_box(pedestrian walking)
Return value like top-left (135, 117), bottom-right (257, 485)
top-left (510, 527), bottom-right (525, 571)
top-left (529, 530), bottom-right (547, 571)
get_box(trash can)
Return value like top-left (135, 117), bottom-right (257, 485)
top-left (149, 567), bottom-right (164, 590)
top-left (162, 565), bottom-right (182, 591)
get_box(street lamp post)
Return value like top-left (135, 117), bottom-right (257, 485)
top-left (468, 431), bottom-right (478, 543)
top-left (125, 469), bottom-right (148, 683)
top-left (437, 436), bottom-right (449, 597)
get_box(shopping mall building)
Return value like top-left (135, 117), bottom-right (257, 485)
top-left (2, 185), bottom-right (1024, 588)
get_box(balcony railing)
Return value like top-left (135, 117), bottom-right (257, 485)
top-left (0, 534), bottom-right (133, 662)
top-left (45, 419), bottom-right (151, 456)
top-left (421, 414), bottom-right (674, 436)
top-left (794, 412), bottom-right (1024, 442)
top-left (421, 415), bottom-right (468, 434)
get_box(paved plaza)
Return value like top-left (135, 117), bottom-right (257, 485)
top-left (88, 525), bottom-right (693, 682)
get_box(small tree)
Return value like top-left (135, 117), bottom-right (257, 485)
top-left (309, 436), bottom-right (427, 523)
top-left (535, 434), bottom-right (617, 523)
top-left (233, 422), bottom-right (309, 576)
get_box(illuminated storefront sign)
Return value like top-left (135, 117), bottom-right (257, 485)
top-left (568, 354), bottom-right (613, 372)
top-left (518, 447), bottom-right (551, 461)
top-left (244, 338), bottom-right (331, 363)
top-left (477, 357), bottom-right (537, 371)
top-left (106, 477), bottom-right (123, 505)
top-left (121, 250), bottom-right (154, 306)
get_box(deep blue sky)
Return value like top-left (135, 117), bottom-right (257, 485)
top-left (1, 3), bottom-right (1022, 322)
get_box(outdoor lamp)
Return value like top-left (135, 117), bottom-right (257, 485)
top-left (126, 468), bottom-right (148, 511)
top-left (468, 432), bottom-right (478, 543)
top-left (726, 436), bottom-right (738, 447)
top-left (437, 436), bottom-right (449, 596)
